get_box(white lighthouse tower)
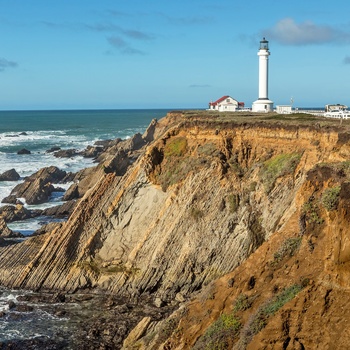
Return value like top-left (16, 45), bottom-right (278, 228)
top-left (252, 38), bottom-right (273, 112)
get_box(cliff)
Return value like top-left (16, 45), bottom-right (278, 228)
top-left (1, 111), bottom-right (350, 349)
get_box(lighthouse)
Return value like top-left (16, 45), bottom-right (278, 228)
top-left (252, 38), bottom-right (274, 112)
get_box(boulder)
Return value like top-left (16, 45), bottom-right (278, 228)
top-left (17, 148), bottom-right (31, 155)
top-left (0, 169), bottom-right (20, 181)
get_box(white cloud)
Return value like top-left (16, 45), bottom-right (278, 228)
top-left (264, 18), bottom-right (350, 45)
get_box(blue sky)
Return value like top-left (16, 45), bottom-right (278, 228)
top-left (0, 0), bottom-right (350, 110)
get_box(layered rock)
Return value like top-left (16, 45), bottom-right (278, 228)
top-left (0, 112), bottom-right (350, 347)
top-left (2, 166), bottom-right (67, 205)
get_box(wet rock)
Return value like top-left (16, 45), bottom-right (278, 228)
top-left (46, 146), bottom-right (61, 153)
top-left (17, 148), bottom-right (31, 155)
top-left (0, 168), bottom-right (20, 181)
top-left (8, 300), bottom-right (16, 309)
top-left (1, 195), bottom-right (17, 204)
top-left (53, 148), bottom-right (78, 158)
top-left (16, 304), bottom-right (34, 312)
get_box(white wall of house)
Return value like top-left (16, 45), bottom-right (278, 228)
top-left (276, 105), bottom-right (292, 114)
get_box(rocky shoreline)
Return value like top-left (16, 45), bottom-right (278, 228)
top-left (0, 119), bottom-right (157, 242)
top-left (0, 119), bottom-right (159, 349)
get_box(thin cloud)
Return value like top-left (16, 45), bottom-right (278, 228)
top-left (0, 58), bottom-right (18, 72)
top-left (189, 84), bottom-right (211, 88)
top-left (263, 18), bottom-right (350, 45)
top-left (344, 56), bottom-right (350, 64)
top-left (159, 13), bottom-right (214, 26)
top-left (107, 36), bottom-right (145, 55)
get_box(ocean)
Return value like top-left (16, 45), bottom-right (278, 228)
top-left (0, 109), bottom-right (171, 234)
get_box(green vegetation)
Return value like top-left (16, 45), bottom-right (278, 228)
top-left (190, 206), bottom-right (204, 220)
top-left (227, 194), bottom-right (240, 213)
top-left (260, 153), bottom-right (301, 192)
top-left (243, 284), bottom-right (303, 342)
top-left (164, 137), bottom-right (187, 157)
top-left (273, 237), bottom-right (302, 263)
top-left (322, 185), bottom-right (341, 211)
top-left (233, 294), bottom-right (254, 312)
top-left (302, 198), bottom-right (324, 225)
top-left (193, 313), bottom-right (241, 350)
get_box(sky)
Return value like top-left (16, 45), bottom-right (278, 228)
top-left (0, 0), bottom-right (350, 110)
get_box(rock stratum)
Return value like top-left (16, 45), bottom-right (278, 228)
top-left (1, 111), bottom-right (350, 349)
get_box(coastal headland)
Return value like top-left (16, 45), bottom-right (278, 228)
top-left (1, 110), bottom-right (350, 349)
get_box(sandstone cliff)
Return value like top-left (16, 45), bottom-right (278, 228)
top-left (0, 111), bottom-right (350, 348)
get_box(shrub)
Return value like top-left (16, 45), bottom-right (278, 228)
top-left (273, 237), bottom-right (302, 263)
top-left (260, 153), bottom-right (301, 192)
top-left (227, 194), bottom-right (240, 213)
top-left (322, 185), bottom-right (341, 211)
top-left (193, 313), bottom-right (241, 350)
top-left (302, 199), bottom-right (324, 225)
top-left (233, 294), bottom-right (253, 312)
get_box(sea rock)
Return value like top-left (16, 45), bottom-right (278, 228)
top-left (3, 166), bottom-right (67, 205)
top-left (80, 145), bottom-right (104, 158)
top-left (17, 148), bottom-right (31, 155)
top-left (41, 200), bottom-right (77, 218)
top-left (53, 149), bottom-right (78, 158)
top-left (0, 204), bottom-right (39, 222)
top-left (46, 146), bottom-right (61, 153)
top-left (0, 217), bottom-right (15, 237)
top-left (0, 169), bottom-right (20, 181)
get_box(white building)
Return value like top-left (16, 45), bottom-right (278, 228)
top-left (208, 96), bottom-right (243, 112)
top-left (276, 105), bottom-right (292, 114)
top-left (252, 38), bottom-right (274, 112)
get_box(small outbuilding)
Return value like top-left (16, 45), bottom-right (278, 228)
top-left (208, 96), bottom-right (242, 112)
top-left (276, 105), bottom-right (292, 114)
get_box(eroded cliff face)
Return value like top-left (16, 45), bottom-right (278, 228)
top-left (1, 112), bottom-right (350, 348)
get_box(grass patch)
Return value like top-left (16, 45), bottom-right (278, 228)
top-left (322, 185), bottom-right (341, 211)
top-left (193, 313), bottom-right (241, 350)
top-left (164, 137), bottom-right (187, 157)
top-left (260, 153), bottom-right (301, 192)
